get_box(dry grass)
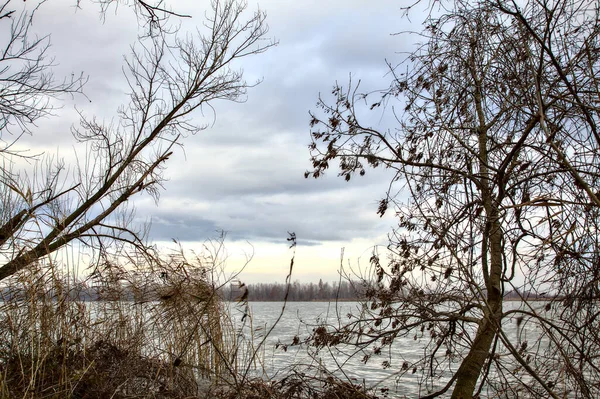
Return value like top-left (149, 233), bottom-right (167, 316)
top-left (0, 244), bottom-right (242, 399)
top-left (206, 371), bottom-right (384, 399)
top-left (0, 241), bottom-right (380, 399)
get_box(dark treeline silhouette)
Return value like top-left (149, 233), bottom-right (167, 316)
top-left (0, 282), bottom-right (551, 303)
top-left (222, 279), bottom-right (366, 302)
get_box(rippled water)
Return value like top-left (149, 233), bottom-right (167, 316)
top-left (234, 301), bottom-right (549, 398)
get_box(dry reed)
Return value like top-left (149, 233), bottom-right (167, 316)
top-left (0, 244), bottom-right (242, 399)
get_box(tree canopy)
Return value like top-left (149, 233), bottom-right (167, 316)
top-left (308, 0), bottom-right (600, 397)
top-left (0, 0), bottom-right (274, 281)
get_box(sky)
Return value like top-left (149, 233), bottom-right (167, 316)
top-left (13, 0), bottom-right (423, 284)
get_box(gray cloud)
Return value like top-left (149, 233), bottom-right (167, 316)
top-left (138, 166), bottom-right (396, 244)
top-left (19, 0), bottom-right (411, 256)
top-left (137, 0), bottom-right (407, 245)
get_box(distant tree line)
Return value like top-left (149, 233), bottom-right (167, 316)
top-left (0, 280), bottom-right (552, 303)
top-left (221, 279), bottom-right (366, 302)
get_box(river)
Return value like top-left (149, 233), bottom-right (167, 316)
top-left (232, 300), bottom-right (553, 398)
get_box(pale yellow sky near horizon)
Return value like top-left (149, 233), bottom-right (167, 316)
top-left (154, 236), bottom-right (391, 285)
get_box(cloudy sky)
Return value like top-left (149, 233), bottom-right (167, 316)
top-left (16, 0), bottom-right (424, 283)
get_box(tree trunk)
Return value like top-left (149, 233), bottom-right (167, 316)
top-left (451, 214), bottom-right (504, 398)
top-left (451, 84), bottom-right (505, 396)
top-left (450, 300), bottom-right (502, 397)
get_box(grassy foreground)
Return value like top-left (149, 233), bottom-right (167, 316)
top-left (0, 254), bottom-right (382, 399)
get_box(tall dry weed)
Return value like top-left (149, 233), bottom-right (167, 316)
top-left (0, 241), bottom-right (244, 398)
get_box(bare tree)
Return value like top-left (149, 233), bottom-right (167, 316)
top-left (0, 0), bottom-right (275, 280)
top-left (307, 0), bottom-right (600, 398)
top-left (0, 0), bottom-right (86, 181)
